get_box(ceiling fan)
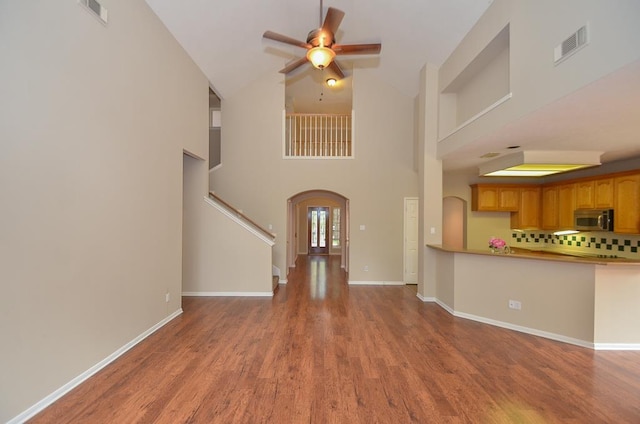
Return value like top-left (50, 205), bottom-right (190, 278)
top-left (263, 1), bottom-right (382, 79)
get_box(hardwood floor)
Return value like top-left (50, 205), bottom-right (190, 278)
top-left (30, 255), bottom-right (640, 423)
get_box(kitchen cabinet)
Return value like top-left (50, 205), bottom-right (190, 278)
top-left (575, 180), bottom-right (595, 209)
top-left (511, 186), bottom-right (541, 229)
top-left (576, 178), bottom-right (613, 209)
top-left (614, 173), bottom-right (640, 233)
top-left (558, 183), bottom-right (577, 230)
top-left (541, 186), bottom-right (559, 230)
top-left (471, 185), bottom-right (519, 212)
top-left (594, 177), bottom-right (614, 208)
top-left (541, 183), bottom-right (575, 230)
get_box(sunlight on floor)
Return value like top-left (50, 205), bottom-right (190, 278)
top-left (309, 256), bottom-right (327, 299)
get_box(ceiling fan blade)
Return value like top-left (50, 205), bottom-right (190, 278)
top-left (279, 57), bottom-right (309, 74)
top-left (327, 60), bottom-right (345, 80)
top-left (322, 7), bottom-right (345, 35)
top-left (333, 43), bottom-right (382, 55)
top-left (263, 31), bottom-right (311, 49)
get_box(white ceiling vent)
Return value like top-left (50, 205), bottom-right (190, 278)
top-left (79, 0), bottom-right (108, 25)
top-left (554, 25), bottom-right (588, 64)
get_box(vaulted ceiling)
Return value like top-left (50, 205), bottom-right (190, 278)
top-left (145, 0), bottom-right (493, 100)
top-left (147, 0), bottom-right (640, 174)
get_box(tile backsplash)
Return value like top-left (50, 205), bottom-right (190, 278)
top-left (510, 232), bottom-right (640, 259)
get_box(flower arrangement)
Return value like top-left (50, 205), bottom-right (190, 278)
top-left (489, 237), bottom-right (507, 250)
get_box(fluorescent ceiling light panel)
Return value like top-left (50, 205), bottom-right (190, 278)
top-left (479, 151), bottom-right (602, 177)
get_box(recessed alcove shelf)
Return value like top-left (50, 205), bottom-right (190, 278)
top-left (439, 24), bottom-right (511, 141)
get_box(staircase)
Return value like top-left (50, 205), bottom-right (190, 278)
top-left (182, 191), bottom-right (277, 296)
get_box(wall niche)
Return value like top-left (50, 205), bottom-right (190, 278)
top-left (439, 24), bottom-right (511, 141)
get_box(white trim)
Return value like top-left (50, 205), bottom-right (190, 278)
top-left (452, 310), bottom-right (593, 349)
top-left (593, 343), bottom-right (640, 351)
top-left (182, 291), bottom-right (273, 297)
top-left (348, 280), bottom-right (405, 286)
top-left (416, 293), bottom-right (436, 302)
top-left (438, 92), bottom-right (512, 142)
top-left (272, 265), bottom-right (280, 278)
top-left (420, 297), bottom-right (640, 351)
top-left (203, 196), bottom-right (275, 246)
top-left (278, 279), bottom-right (288, 285)
top-left (435, 298), bottom-right (455, 315)
top-left (208, 163), bottom-right (222, 173)
top-left (8, 309), bottom-right (183, 424)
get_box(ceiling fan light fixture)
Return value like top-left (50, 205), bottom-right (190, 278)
top-left (326, 77), bottom-right (337, 87)
top-left (306, 46), bottom-right (335, 69)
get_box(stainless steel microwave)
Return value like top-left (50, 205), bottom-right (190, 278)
top-left (574, 209), bottom-right (614, 231)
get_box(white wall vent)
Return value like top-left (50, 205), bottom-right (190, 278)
top-left (554, 25), bottom-right (588, 64)
top-left (79, 0), bottom-right (108, 25)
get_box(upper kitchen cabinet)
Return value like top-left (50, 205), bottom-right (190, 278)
top-left (575, 180), bottom-right (595, 209)
top-left (541, 186), bottom-right (559, 230)
top-left (614, 173), bottom-right (640, 234)
top-left (576, 178), bottom-right (614, 209)
top-left (436, 1), bottom-right (640, 158)
top-left (594, 178), bottom-right (614, 208)
top-left (511, 186), bottom-right (541, 230)
top-left (557, 184), bottom-right (577, 230)
top-left (471, 184), bottom-right (519, 212)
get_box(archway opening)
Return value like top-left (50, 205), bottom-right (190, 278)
top-left (287, 190), bottom-right (350, 273)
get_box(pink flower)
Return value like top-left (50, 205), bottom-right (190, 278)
top-left (489, 237), bottom-right (506, 249)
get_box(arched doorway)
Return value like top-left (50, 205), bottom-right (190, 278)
top-left (287, 190), bottom-right (350, 272)
top-left (443, 196), bottom-right (467, 249)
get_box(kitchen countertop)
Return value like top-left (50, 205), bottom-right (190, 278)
top-left (427, 245), bottom-right (640, 266)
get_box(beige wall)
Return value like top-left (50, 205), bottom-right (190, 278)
top-left (183, 156), bottom-right (273, 294)
top-left (418, 64), bottom-right (443, 298)
top-left (434, 250), bottom-right (455, 307)
top-left (0, 1), bottom-right (208, 421)
top-left (438, 0), bottom-right (640, 156)
top-left (210, 69), bottom-right (418, 282)
top-left (594, 266), bottom-right (640, 344)
top-left (432, 249), bottom-right (640, 347)
top-left (454, 254), bottom-right (596, 343)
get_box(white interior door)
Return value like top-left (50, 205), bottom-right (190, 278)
top-left (403, 197), bottom-right (419, 284)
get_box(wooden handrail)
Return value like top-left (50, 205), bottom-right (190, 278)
top-left (208, 192), bottom-right (276, 241)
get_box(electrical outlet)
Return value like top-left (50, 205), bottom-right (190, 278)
top-left (508, 299), bottom-right (521, 310)
top-left (165, 292), bottom-right (170, 303)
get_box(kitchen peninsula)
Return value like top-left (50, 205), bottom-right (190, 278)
top-left (427, 244), bottom-right (640, 350)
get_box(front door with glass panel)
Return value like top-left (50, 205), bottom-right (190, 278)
top-left (308, 207), bottom-right (329, 254)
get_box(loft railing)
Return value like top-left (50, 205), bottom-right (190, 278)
top-left (284, 112), bottom-right (353, 158)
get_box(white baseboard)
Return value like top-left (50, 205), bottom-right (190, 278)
top-left (278, 279), bottom-right (288, 285)
top-left (434, 299), bottom-right (455, 315)
top-left (348, 280), bottom-right (405, 286)
top-left (8, 309), bottom-right (183, 424)
top-left (416, 293), bottom-right (436, 302)
top-left (416, 295), bottom-right (454, 315)
top-left (272, 265), bottom-right (280, 278)
top-left (420, 296), bottom-right (639, 351)
top-left (452, 310), bottom-right (594, 349)
top-left (593, 343), bottom-right (640, 350)
top-left (182, 291), bottom-right (273, 297)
